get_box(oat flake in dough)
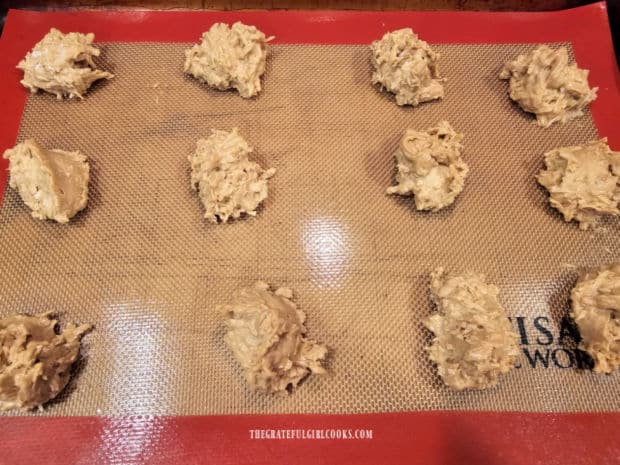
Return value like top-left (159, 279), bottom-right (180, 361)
top-left (387, 121), bottom-right (469, 211)
top-left (184, 22), bottom-right (272, 98)
top-left (18, 28), bottom-right (113, 100)
top-left (499, 45), bottom-right (597, 127)
top-left (571, 263), bottom-right (620, 374)
top-left (219, 282), bottom-right (328, 394)
top-left (425, 268), bottom-right (520, 390)
top-left (371, 28), bottom-right (445, 106)
top-left (3, 139), bottom-right (90, 223)
top-left (189, 129), bottom-right (275, 223)
top-left (537, 139), bottom-right (620, 230)
top-left (0, 313), bottom-right (91, 411)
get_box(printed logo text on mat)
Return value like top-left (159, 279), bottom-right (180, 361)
top-left (510, 316), bottom-right (593, 370)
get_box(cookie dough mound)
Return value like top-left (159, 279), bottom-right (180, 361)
top-left (184, 22), bottom-right (272, 98)
top-left (387, 121), bottom-right (469, 211)
top-left (18, 28), bottom-right (113, 100)
top-left (571, 263), bottom-right (620, 374)
top-left (499, 45), bottom-right (597, 127)
top-left (219, 282), bottom-right (328, 394)
top-left (424, 268), bottom-right (519, 390)
top-left (371, 28), bottom-right (445, 106)
top-left (0, 313), bottom-right (91, 411)
top-left (3, 139), bottom-right (90, 223)
top-left (536, 139), bottom-right (620, 230)
top-left (189, 129), bottom-right (275, 223)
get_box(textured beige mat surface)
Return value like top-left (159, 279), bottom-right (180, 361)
top-left (1, 43), bottom-right (618, 416)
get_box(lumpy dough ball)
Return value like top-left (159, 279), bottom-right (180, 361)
top-left (3, 139), bottom-right (90, 223)
top-left (219, 282), bottom-right (328, 394)
top-left (386, 121), bottom-right (469, 211)
top-left (536, 139), bottom-right (620, 230)
top-left (189, 128), bottom-right (275, 223)
top-left (499, 45), bottom-right (597, 127)
top-left (0, 313), bottom-right (91, 411)
top-left (184, 22), bottom-right (272, 98)
top-left (424, 268), bottom-right (520, 390)
top-left (371, 28), bottom-right (445, 107)
top-left (18, 28), bottom-right (113, 100)
top-left (571, 263), bottom-right (620, 374)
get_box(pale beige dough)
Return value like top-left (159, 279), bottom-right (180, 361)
top-left (219, 282), bottom-right (328, 394)
top-left (536, 139), bottom-right (620, 230)
top-left (571, 263), bottom-right (620, 374)
top-left (499, 45), bottom-right (597, 127)
top-left (425, 268), bottom-right (520, 390)
top-left (0, 313), bottom-right (91, 411)
top-left (189, 129), bottom-right (275, 223)
top-left (18, 28), bottom-right (113, 100)
top-left (184, 22), bottom-right (272, 98)
top-left (387, 121), bottom-right (469, 211)
top-left (3, 139), bottom-right (90, 223)
top-left (371, 28), bottom-right (445, 106)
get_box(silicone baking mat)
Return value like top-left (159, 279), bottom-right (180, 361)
top-left (0, 4), bottom-right (619, 465)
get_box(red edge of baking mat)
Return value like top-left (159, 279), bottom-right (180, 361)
top-left (1, 411), bottom-right (619, 465)
top-left (0, 4), bottom-right (619, 465)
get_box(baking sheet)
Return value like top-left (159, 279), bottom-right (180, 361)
top-left (0, 39), bottom-right (618, 416)
top-left (1, 5), bottom-right (620, 465)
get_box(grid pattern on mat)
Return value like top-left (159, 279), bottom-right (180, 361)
top-left (0, 43), bottom-right (618, 416)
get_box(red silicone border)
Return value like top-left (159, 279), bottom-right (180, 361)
top-left (0, 4), bottom-right (619, 465)
top-left (1, 411), bottom-right (620, 465)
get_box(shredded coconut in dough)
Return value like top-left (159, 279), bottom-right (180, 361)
top-left (499, 45), bottom-right (597, 127)
top-left (425, 268), bottom-right (519, 390)
top-left (0, 313), bottom-right (91, 411)
top-left (189, 129), bottom-right (275, 223)
top-left (219, 282), bottom-right (328, 394)
top-left (18, 28), bottom-right (113, 100)
top-left (387, 121), bottom-right (469, 211)
top-left (571, 263), bottom-right (620, 374)
top-left (3, 139), bottom-right (90, 223)
top-left (184, 22), bottom-right (272, 98)
top-left (537, 139), bottom-right (620, 230)
top-left (371, 28), bottom-right (445, 106)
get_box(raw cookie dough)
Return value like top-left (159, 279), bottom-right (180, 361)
top-left (0, 313), bottom-right (91, 411)
top-left (18, 28), bottom-right (113, 100)
top-left (219, 282), bottom-right (328, 394)
top-left (184, 22), bottom-right (272, 98)
top-left (371, 28), bottom-right (445, 106)
top-left (571, 263), bottom-right (620, 374)
top-left (386, 121), bottom-right (469, 211)
top-left (3, 139), bottom-right (90, 223)
top-left (536, 139), bottom-right (620, 230)
top-left (189, 128), bottom-right (275, 223)
top-left (499, 45), bottom-right (598, 127)
top-left (425, 268), bottom-right (520, 390)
